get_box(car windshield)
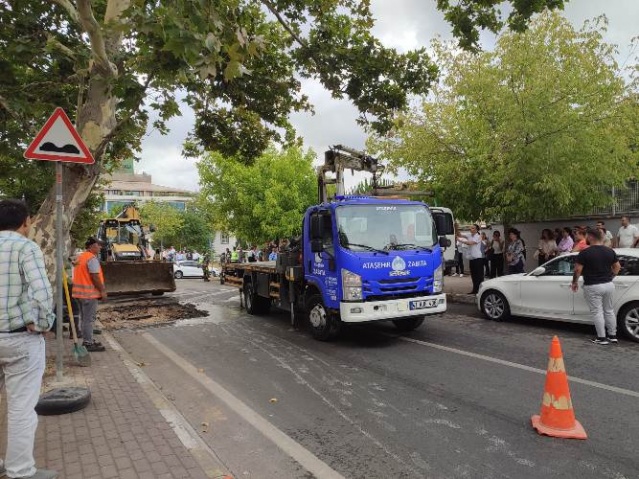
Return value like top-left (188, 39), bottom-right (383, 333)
top-left (335, 204), bottom-right (438, 252)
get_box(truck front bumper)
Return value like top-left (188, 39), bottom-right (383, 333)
top-left (339, 293), bottom-right (447, 323)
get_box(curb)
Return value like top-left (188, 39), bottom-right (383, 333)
top-left (102, 330), bottom-right (233, 479)
top-left (446, 293), bottom-right (477, 305)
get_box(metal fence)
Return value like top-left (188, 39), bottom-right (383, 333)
top-left (590, 181), bottom-right (639, 217)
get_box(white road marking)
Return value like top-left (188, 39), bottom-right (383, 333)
top-left (102, 332), bottom-right (230, 478)
top-left (399, 336), bottom-right (639, 399)
top-left (142, 333), bottom-right (346, 479)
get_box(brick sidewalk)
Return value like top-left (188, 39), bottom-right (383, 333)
top-left (0, 335), bottom-right (215, 479)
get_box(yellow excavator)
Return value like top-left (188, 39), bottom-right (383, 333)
top-left (96, 204), bottom-right (175, 296)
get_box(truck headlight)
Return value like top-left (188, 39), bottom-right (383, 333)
top-left (342, 269), bottom-right (362, 301)
top-left (433, 264), bottom-right (443, 293)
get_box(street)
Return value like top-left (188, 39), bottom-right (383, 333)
top-left (114, 279), bottom-right (639, 479)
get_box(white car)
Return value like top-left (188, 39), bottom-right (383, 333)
top-left (173, 261), bottom-right (219, 279)
top-left (477, 248), bottom-right (639, 342)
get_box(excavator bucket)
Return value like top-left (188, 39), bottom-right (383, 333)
top-left (101, 261), bottom-right (176, 296)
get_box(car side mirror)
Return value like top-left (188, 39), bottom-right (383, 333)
top-left (310, 215), bottom-right (323, 240)
top-left (439, 236), bottom-right (451, 248)
top-left (530, 266), bottom-right (545, 276)
top-left (310, 239), bottom-right (323, 253)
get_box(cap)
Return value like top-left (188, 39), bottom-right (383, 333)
top-left (85, 236), bottom-right (104, 248)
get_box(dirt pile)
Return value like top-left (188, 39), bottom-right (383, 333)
top-left (98, 297), bottom-right (207, 330)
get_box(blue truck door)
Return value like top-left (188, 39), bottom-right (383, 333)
top-left (306, 210), bottom-right (340, 308)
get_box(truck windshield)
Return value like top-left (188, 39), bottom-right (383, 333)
top-left (336, 204), bottom-right (438, 252)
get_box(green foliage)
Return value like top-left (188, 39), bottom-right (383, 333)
top-left (69, 191), bottom-right (105, 248)
top-left (164, 208), bottom-right (213, 252)
top-left (197, 146), bottom-right (317, 243)
top-left (371, 12), bottom-right (639, 223)
top-left (139, 201), bottom-right (185, 247)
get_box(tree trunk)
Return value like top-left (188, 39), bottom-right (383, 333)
top-left (30, 69), bottom-right (117, 281)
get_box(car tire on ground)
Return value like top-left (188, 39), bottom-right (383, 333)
top-left (617, 301), bottom-right (639, 343)
top-left (243, 280), bottom-right (270, 315)
top-left (174, 271), bottom-right (183, 279)
top-left (392, 317), bottom-right (425, 332)
top-left (35, 387), bottom-right (91, 416)
top-left (307, 294), bottom-right (341, 341)
top-left (480, 290), bottom-right (510, 322)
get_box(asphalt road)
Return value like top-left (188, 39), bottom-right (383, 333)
top-left (114, 279), bottom-right (639, 479)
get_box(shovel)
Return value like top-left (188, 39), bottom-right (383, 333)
top-left (63, 271), bottom-right (91, 367)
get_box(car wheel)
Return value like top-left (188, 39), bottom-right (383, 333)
top-left (393, 317), bottom-right (425, 332)
top-left (174, 271), bottom-right (183, 279)
top-left (617, 302), bottom-right (639, 342)
top-left (35, 387), bottom-right (91, 416)
top-left (307, 294), bottom-right (341, 341)
top-left (480, 290), bottom-right (510, 322)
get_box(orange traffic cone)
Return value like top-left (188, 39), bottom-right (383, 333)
top-left (531, 336), bottom-right (587, 439)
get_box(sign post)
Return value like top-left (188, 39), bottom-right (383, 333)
top-left (24, 108), bottom-right (95, 381)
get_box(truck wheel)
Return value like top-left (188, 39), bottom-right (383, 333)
top-left (307, 294), bottom-right (341, 341)
top-left (244, 280), bottom-right (270, 315)
top-left (392, 317), bottom-right (425, 332)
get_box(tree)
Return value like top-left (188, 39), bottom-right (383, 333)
top-left (0, 0), bottom-right (564, 274)
top-left (162, 207), bottom-right (213, 253)
top-left (198, 146), bottom-right (317, 243)
top-left (138, 201), bottom-right (184, 248)
top-left (371, 12), bottom-right (639, 223)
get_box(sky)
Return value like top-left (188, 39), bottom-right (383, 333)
top-left (137, 0), bottom-right (638, 193)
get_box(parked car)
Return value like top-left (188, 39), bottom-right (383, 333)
top-left (477, 249), bottom-right (639, 342)
top-left (173, 261), bottom-right (219, 279)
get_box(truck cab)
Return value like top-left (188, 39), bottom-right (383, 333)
top-left (304, 196), bottom-right (447, 338)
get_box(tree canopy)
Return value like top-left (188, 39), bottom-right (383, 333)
top-left (371, 12), bottom-right (639, 223)
top-left (0, 0), bottom-right (565, 271)
top-left (198, 146), bottom-right (317, 244)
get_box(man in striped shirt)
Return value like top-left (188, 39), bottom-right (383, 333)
top-left (0, 199), bottom-right (57, 479)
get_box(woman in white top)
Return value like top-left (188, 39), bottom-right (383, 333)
top-left (536, 228), bottom-right (558, 266)
top-left (489, 231), bottom-right (504, 278)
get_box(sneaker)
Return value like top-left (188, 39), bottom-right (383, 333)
top-left (591, 337), bottom-right (610, 345)
top-left (451, 273), bottom-right (458, 277)
top-left (83, 342), bottom-right (106, 352)
top-left (15, 469), bottom-right (58, 479)
top-left (607, 335), bottom-right (618, 343)
top-left (459, 274), bottom-right (464, 278)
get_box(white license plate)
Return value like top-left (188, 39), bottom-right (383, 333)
top-left (409, 299), bottom-right (438, 310)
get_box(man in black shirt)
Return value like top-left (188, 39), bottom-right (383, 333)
top-left (571, 227), bottom-right (621, 344)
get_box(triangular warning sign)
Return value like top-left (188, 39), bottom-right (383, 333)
top-left (24, 107), bottom-right (94, 164)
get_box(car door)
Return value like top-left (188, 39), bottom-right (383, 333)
top-left (573, 254), bottom-right (639, 321)
top-left (519, 255), bottom-right (575, 320)
top-left (184, 261), bottom-right (202, 277)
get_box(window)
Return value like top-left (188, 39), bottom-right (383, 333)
top-left (542, 256), bottom-right (575, 276)
top-left (220, 233), bottom-right (230, 244)
top-left (618, 255), bottom-right (639, 276)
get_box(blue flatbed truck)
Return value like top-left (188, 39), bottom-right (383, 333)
top-left (223, 145), bottom-right (449, 340)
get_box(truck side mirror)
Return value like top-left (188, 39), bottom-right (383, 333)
top-left (310, 214), bottom-right (323, 240)
top-left (310, 239), bottom-right (323, 253)
top-left (439, 236), bottom-right (451, 248)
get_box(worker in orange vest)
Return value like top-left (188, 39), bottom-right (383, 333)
top-left (72, 237), bottom-right (107, 352)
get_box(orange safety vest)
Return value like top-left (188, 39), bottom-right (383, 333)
top-left (72, 251), bottom-right (104, 299)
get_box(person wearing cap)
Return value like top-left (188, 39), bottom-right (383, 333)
top-left (571, 227), bottom-right (621, 345)
top-left (72, 237), bottom-right (107, 352)
top-left (0, 199), bottom-right (58, 479)
top-left (456, 224), bottom-right (484, 294)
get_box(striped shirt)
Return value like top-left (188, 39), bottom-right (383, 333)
top-left (0, 231), bottom-right (55, 332)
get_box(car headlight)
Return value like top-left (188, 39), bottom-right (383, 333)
top-left (342, 269), bottom-right (362, 301)
top-left (433, 264), bottom-right (443, 293)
